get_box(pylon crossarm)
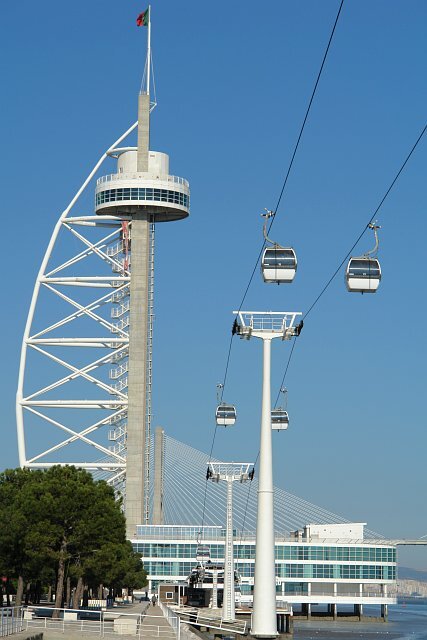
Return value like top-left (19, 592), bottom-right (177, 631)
top-left (233, 310), bottom-right (302, 340)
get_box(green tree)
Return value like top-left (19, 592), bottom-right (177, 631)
top-left (0, 466), bottom-right (147, 614)
top-left (0, 468), bottom-right (46, 605)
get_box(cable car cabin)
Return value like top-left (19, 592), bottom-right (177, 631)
top-left (271, 409), bottom-right (289, 431)
top-left (261, 247), bottom-right (297, 283)
top-left (196, 545), bottom-right (211, 564)
top-left (215, 404), bottom-right (236, 427)
top-left (346, 258), bottom-right (381, 293)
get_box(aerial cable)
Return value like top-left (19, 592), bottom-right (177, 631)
top-left (201, 0), bottom-right (346, 540)
top-left (304, 121), bottom-right (427, 321)
top-left (237, 0), bottom-right (345, 312)
top-left (213, 0), bottom-right (346, 416)
top-left (212, 0), bottom-right (345, 428)
top-left (270, 120), bottom-right (427, 402)
top-left (274, 338), bottom-right (298, 408)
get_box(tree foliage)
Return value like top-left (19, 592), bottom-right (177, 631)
top-left (0, 466), bottom-right (147, 607)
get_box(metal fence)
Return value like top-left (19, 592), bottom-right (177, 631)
top-left (0, 607), bottom-right (24, 637)
top-left (158, 600), bottom-right (181, 640)
top-left (24, 607), bottom-right (178, 638)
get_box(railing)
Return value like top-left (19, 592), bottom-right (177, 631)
top-left (110, 362), bottom-right (129, 379)
top-left (133, 528), bottom-right (396, 546)
top-left (173, 606), bottom-right (247, 635)
top-left (158, 601), bottom-right (181, 640)
top-left (111, 288), bottom-right (130, 303)
top-left (111, 302), bottom-right (130, 319)
top-left (0, 607), bottom-right (24, 637)
top-left (97, 174), bottom-right (189, 188)
top-left (111, 377), bottom-right (128, 393)
top-left (24, 606), bottom-right (178, 638)
top-left (273, 591), bottom-right (394, 599)
top-left (111, 317), bottom-right (130, 333)
top-left (106, 242), bottom-right (124, 257)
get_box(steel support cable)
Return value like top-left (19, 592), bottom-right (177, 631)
top-left (303, 121), bottom-right (427, 321)
top-left (205, 3), bottom-right (346, 536)
top-left (236, 0), bottom-right (346, 314)
top-left (198, 332), bottom-right (234, 535)
top-left (268, 122), bottom-right (427, 416)
top-left (207, 4), bottom-right (346, 538)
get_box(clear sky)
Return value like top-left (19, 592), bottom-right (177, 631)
top-left (2, 1), bottom-right (426, 569)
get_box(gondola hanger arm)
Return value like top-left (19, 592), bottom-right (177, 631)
top-left (261, 209), bottom-right (278, 247)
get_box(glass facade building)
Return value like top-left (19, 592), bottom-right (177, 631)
top-left (131, 524), bottom-right (397, 607)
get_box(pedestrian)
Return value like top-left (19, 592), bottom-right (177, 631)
top-left (151, 594), bottom-right (157, 607)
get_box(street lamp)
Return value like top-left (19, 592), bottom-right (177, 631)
top-left (207, 461), bottom-right (254, 622)
top-left (233, 311), bottom-right (302, 638)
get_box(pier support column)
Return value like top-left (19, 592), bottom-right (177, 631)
top-left (331, 603), bottom-right (337, 619)
top-left (301, 603), bottom-right (311, 619)
top-left (354, 604), bottom-right (363, 619)
top-left (381, 604), bottom-right (388, 621)
top-left (285, 615), bottom-right (293, 634)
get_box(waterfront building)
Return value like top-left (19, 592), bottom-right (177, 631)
top-left (131, 522), bottom-right (396, 617)
top-left (130, 434), bottom-right (396, 618)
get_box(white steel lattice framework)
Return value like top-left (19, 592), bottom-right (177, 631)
top-left (16, 123), bottom-right (138, 490)
top-left (16, 12), bottom-right (190, 526)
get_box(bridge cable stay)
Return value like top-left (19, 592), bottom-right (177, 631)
top-left (161, 434), bottom-right (382, 536)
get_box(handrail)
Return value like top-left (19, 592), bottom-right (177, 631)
top-left (0, 607), bottom-right (24, 637)
top-left (97, 173), bottom-right (189, 188)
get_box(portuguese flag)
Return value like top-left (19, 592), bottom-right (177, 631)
top-left (136, 8), bottom-right (149, 27)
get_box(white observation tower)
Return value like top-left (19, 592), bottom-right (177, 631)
top-left (16, 7), bottom-right (190, 538)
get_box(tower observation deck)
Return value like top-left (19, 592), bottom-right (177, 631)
top-left (98, 90), bottom-right (190, 538)
top-left (16, 10), bottom-right (189, 539)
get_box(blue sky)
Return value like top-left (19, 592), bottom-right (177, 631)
top-left (2, 1), bottom-right (426, 568)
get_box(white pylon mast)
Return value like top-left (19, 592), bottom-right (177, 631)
top-left (207, 462), bottom-right (254, 623)
top-left (233, 311), bottom-right (302, 638)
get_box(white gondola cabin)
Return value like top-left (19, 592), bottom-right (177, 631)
top-left (271, 408), bottom-right (289, 431)
top-left (196, 545), bottom-right (211, 564)
top-left (261, 246), bottom-right (297, 284)
top-left (345, 257), bottom-right (381, 293)
top-left (215, 403), bottom-right (237, 427)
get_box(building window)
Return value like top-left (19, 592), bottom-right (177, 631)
top-left (96, 188), bottom-right (189, 208)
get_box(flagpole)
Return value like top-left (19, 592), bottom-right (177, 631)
top-left (146, 5), bottom-right (151, 96)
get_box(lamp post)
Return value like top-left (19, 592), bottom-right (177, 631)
top-left (207, 462), bottom-right (254, 622)
top-left (233, 311), bottom-right (302, 638)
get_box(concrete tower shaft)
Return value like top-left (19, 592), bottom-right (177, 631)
top-left (95, 92), bottom-right (190, 538)
top-left (125, 93), bottom-right (151, 537)
top-left (16, 13), bottom-right (189, 527)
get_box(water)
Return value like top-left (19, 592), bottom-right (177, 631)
top-left (294, 603), bottom-right (427, 639)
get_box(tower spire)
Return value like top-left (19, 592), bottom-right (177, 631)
top-left (146, 5), bottom-right (151, 97)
